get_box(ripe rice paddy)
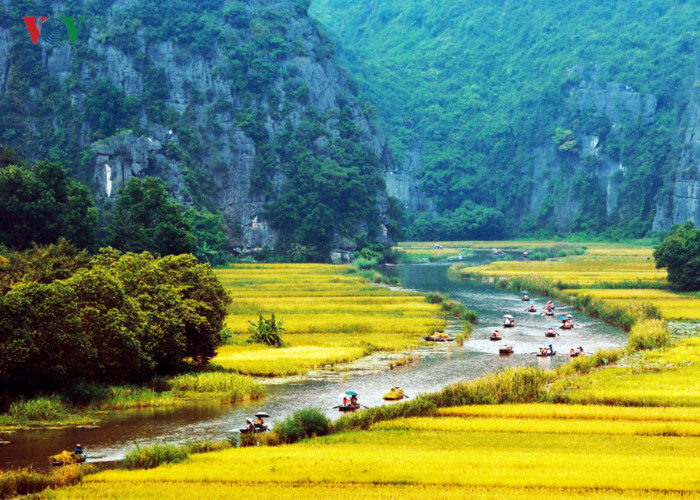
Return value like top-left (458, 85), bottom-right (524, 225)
top-left (51, 402), bottom-right (699, 499)
top-left (455, 242), bottom-right (700, 320)
top-left (211, 264), bottom-right (443, 376)
top-left (551, 337), bottom-right (700, 406)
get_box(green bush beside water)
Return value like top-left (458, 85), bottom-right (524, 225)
top-left (274, 408), bottom-right (332, 444)
top-left (122, 440), bottom-right (233, 470)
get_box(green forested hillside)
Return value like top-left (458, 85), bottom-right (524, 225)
top-left (0, 0), bottom-right (396, 261)
top-left (311, 0), bottom-right (699, 238)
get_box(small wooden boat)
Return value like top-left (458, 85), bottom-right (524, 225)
top-left (383, 388), bottom-right (406, 400)
top-left (560, 325), bottom-right (573, 330)
top-left (568, 351), bottom-right (580, 357)
top-left (544, 331), bottom-right (557, 338)
top-left (338, 403), bottom-right (361, 412)
top-left (503, 322), bottom-right (515, 328)
top-left (423, 334), bottom-right (453, 342)
top-left (489, 335), bottom-right (502, 341)
top-left (544, 310), bottom-right (554, 316)
top-left (499, 346), bottom-right (514, 354)
top-left (239, 426), bottom-right (268, 434)
top-left (536, 350), bottom-right (556, 357)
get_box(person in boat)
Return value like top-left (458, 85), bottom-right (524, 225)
top-left (538, 346), bottom-right (547, 355)
top-left (255, 416), bottom-right (265, 429)
top-left (342, 396), bottom-right (349, 406)
top-left (523, 251), bottom-right (529, 259)
top-left (548, 344), bottom-right (554, 354)
top-left (526, 304), bottom-right (536, 312)
top-left (492, 329), bottom-right (501, 338)
top-left (522, 293), bottom-right (529, 301)
top-left (570, 348), bottom-right (576, 356)
top-left (577, 346), bottom-right (584, 354)
top-left (245, 418), bottom-right (255, 431)
top-left (350, 395), bottom-right (358, 406)
top-left (547, 327), bottom-right (555, 335)
top-left (74, 444), bottom-right (83, 456)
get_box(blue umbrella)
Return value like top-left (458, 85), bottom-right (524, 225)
top-left (521, 291), bottom-right (529, 294)
top-left (345, 391), bottom-right (357, 396)
top-left (547, 324), bottom-right (558, 328)
top-left (559, 316), bottom-right (568, 321)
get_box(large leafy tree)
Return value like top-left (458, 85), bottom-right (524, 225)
top-left (0, 160), bottom-right (96, 250)
top-left (654, 221), bottom-right (700, 291)
top-left (107, 176), bottom-right (197, 256)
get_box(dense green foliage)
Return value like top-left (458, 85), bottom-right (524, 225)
top-left (312, 0), bottom-right (698, 238)
top-left (264, 113), bottom-right (386, 261)
top-left (654, 221), bottom-right (700, 290)
top-left (247, 313), bottom-right (285, 347)
top-left (0, 154), bottom-right (96, 250)
top-left (0, 242), bottom-right (231, 395)
top-left (274, 408), bottom-right (332, 444)
top-left (106, 177), bottom-right (197, 256)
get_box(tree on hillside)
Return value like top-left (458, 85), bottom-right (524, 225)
top-left (654, 221), bottom-right (700, 290)
top-left (106, 176), bottom-right (197, 256)
top-left (0, 160), bottom-right (96, 250)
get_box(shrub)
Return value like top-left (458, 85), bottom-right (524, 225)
top-left (248, 313), bottom-right (285, 347)
top-left (464, 309), bottom-right (478, 324)
top-left (354, 257), bottom-right (379, 270)
top-left (441, 299), bottom-right (467, 317)
top-left (274, 408), bottom-right (332, 444)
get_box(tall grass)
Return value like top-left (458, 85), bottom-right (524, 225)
top-left (122, 440), bottom-right (232, 470)
top-left (9, 396), bottom-right (69, 422)
top-left (627, 319), bottom-right (671, 352)
top-left (168, 372), bottom-right (264, 402)
top-left (0, 464), bottom-right (92, 498)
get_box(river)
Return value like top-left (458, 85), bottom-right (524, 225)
top-left (0, 254), bottom-right (626, 470)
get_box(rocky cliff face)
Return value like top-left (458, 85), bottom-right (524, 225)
top-left (0, 0), bottom-right (394, 260)
top-left (524, 66), bottom-right (660, 231)
top-left (653, 59), bottom-right (700, 232)
top-left (387, 62), bottom-right (697, 236)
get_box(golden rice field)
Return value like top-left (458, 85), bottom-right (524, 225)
top-left (400, 240), bottom-right (654, 256)
top-left (454, 241), bottom-right (700, 320)
top-left (551, 337), bottom-right (700, 406)
top-left (460, 260), bottom-right (668, 286)
top-left (563, 288), bottom-right (700, 319)
top-left (211, 264), bottom-right (443, 376)
top-left (52, 402), bottom-right (700, 499)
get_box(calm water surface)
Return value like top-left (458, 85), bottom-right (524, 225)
top-left (0, 253), bottom-right (626, 470)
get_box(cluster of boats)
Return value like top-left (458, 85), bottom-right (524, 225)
top-left (490, 291), bottom-right (584, 357)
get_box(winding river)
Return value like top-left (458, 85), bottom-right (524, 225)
top-left (0, 254), bottom-right (626, 470)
